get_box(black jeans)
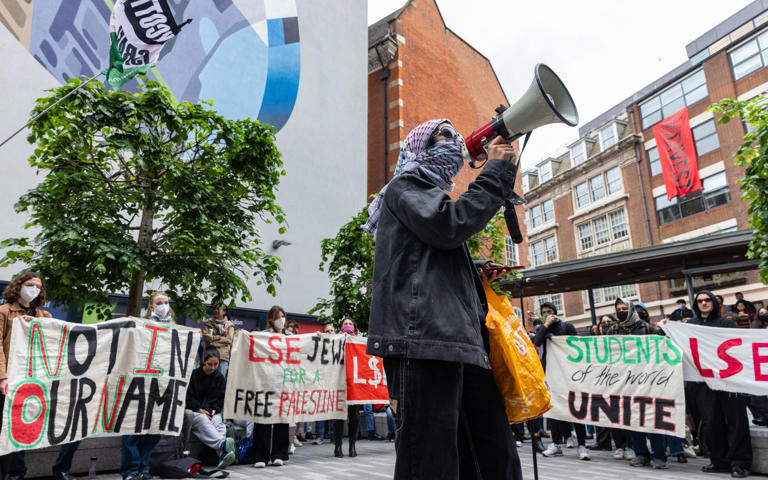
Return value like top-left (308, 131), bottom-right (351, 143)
top-left (384, 358), bottom-right (522, 480)
top-left (251, 423), bottom-right (289, 463)
top-left (334, 405), bottom-right (360, 449)
top-left (688, 383), bottom-right (751, 469)
top-left (549, 419), bottom-right (586, 446)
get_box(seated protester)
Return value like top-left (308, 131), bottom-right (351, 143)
top-left (0, 272), bottom-right (82, 480)
top-left (185, 348), bottom-right (235, 469)
top-left (687, 291), bottom-right (751, 478)
top-left (668, 299), bottom-right (693, 322)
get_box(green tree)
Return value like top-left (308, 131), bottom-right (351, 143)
top-left (711, 96), bottom-right (768, 283)
top-left (309, 205), bottom-right (511, 331)
top-left (1, 79), bottom-right (286, 319)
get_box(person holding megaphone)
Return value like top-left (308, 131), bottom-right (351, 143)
top-left (364, 118), bottom-right (523, 480)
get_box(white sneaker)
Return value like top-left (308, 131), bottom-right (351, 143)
top-left (253, 462), bottom-right (266, 468)
top-left (272, 459), bottom-right (284, 467)
top-left (565, 434), bottom-right (576, 448)
top-left (293, 437), bottom-right (303, 447)
top-left (289, 443), bottom-right (295, 455)
top-left (624, 449), bottom-right (636, 460)
top-left (613, 448), bottom-right (625, 460)
top-left (542, 443), bottom-right (563, 457)
top-left (578, 445), bottom-right (590, 461)
top-left (313, 437), bottom-right (326, 445)
top-left (516, 440), bottom-right (523, 448)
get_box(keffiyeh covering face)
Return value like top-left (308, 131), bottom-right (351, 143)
top-left (363, 119), bottom-right (465, 235)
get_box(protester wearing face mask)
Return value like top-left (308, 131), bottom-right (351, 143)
top-left (0, 272), bottom-right (84, 480)
top-left (203, 305), bottom-right (234, 376)
top-left (365, 119), bottom-right (522, 480)
top-left (120, 291), bottom-right (175, 480)
top-left (333, 318), bottom-right (365, 458)
top-left (251, 306), bottom-right (290, 468)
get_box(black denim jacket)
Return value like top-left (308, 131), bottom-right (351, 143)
top-left (366, 159), bottom-right (517, 369)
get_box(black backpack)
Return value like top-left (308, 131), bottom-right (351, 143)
top-left (149, 456), bottom-right (229, 479)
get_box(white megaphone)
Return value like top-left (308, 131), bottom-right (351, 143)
top-left (463, 63), bottom-right (578, 165)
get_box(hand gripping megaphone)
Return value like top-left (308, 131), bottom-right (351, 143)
top-left (463, 64), bottom-right (579, 244)
top-left (463, 63), bottom-right (579, 165)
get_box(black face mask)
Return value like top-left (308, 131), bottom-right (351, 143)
top-left (637, 310), bottom-right (649, 321)
top-left (617, 311), bottom-right (628, 321)
top-left (759, 313), bottom-right (768, 323)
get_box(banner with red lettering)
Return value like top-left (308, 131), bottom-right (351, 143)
top-left (0, 317), bottom-right (200, 455)
top-left (224, 331), bottom-right (349, 423)
top-left (345, 337), bottom-right (388, 405)
top-left (652, 108), bottom-right (703, 200)
top-left (545, 335), bottom-right (686, 437)
top-left (663, 321), bottom-right (768, 395)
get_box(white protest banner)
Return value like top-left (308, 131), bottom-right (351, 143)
top-left (0, 317), bottom-right (199, 454)
top-left (345, 336), bottom-right (388, 405)
top-left (546, 335), bottom-right (686, 437)
top-left (224, 332), bottom-right (348, 423)
top-left (664, 321), bottom-right (768, 395)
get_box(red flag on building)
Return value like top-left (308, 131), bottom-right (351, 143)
top-left (652, 108), bottom-right (702, 200)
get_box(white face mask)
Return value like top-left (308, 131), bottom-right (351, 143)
top-left (153, 303), bottom-right (170, 319)
top-left (20, 286), bottom-right (41, 303)
top-left (274, 316), bottom-right (285, 330)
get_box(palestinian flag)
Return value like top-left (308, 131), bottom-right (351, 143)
top-left (105, 0), bottom-right (191, 88)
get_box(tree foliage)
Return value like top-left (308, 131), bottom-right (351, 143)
top-left (1, 78), bottom-right (286, 319)
top-left (710, 96), bottom-right (768, 283)
top-left (310, 204), bottom-right (512, 331)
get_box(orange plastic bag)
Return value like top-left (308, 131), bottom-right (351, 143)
top-left (483, 282), bottom-right (551, 423)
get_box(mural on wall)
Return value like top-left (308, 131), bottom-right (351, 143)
top-left (0, 0), bottom-right (301, 130)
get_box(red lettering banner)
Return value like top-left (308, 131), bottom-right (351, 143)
top-left (652, 107), bottom-right (702, 200)
top-left (345, 338), bottom-right (389, 404)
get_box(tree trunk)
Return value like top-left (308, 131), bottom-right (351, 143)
top-left (126, 199), bottom-right (155, 317)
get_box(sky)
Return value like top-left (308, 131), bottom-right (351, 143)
top-left (368, 0), bottom-right (755, 169)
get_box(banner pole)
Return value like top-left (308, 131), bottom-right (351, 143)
top-left (0, 70), bottom-right (104, 151)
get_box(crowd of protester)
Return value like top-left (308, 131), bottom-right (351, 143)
top-left (522, 290), bottom-right (766, 478)
top-left (0, 271), bottom-right (393, 480)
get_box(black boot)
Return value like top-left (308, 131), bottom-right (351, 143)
top-left (534, 437), bottom-right (545, 453)
top-left (349, 442), bottom-right (357, 457)
top-left (334, 444), bottom-right (343, 458)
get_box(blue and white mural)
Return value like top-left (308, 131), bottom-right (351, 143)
top-left (0, 0), bottom-right (301, 130)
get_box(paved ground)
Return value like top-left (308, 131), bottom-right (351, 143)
top-left (92, 436), bottom-right (761, 480)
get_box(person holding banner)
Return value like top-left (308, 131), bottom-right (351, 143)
top-left (0, 272), bottom-right (83, 480)
top-left (365, 119), bottom-right (522, 480)
top-left (120, 291), bottom-right (174, 480)
top-left (687, 291), bottom-right (751, 478)
top-left (333, 317), bottom-right (363, 458)
top-left (250, 305), bottom-right (290, 468)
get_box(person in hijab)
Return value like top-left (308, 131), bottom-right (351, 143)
top-left (203, 304), bottom-right (235, 376)
top-left (686, 291), bottom-right (751, 478)
top-left (365, 119), bottom-right (522, 480)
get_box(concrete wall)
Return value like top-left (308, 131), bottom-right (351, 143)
top-left (0, 1), bottom-right (367, 317)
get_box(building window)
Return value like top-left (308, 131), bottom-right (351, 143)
top-left (538, 162), bottom-right (552, 182)
top-left (654, 171), bottom-right (731, 225)
top-left (570, 141), bottom-right (587, 166)
top-left (647, 146), bottom-right (662, 176)
top-left (590, 283), bottom-right (638, 305)
top-left (575, 209), bottom-right (629, 253)
top-left (599, 124), bottom-right (618, 150)
top-left (522, 175), bottom-right (530, 193)
top-left (639, 70), bottom-right (708, 129)
top-left (692, 120), bottom-right (720, 155)
top-left (534, 293), bottom-right (564, 314)
top-left (529, 200), bottom-right (554, 229)
top-left (730, 31), bottom-right (768, 81)
top-left (531, 235), bottom-right (557, 266)
top-left (605, 167), bottom-right (623, 195)
top-left (573, 168), bottom-right (623, 209)
top-left (505, 235), bottom-right (518, 265)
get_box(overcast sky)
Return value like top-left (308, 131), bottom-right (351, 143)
top-left (368, 0), bottom-right (754, 169)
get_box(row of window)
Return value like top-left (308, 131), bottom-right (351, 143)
top-left (533, 283), bottom-right (638, 316)
top-left (576, 209), bottom-right (629, 252)
top-left (640, 70), bottom-right (708, 130)
top-left (730, 30), bottom-right (768, 81)
top-left (647, 119), bottom-right (720, 176)
top-left (654, 171), bottom-right (731, 225)
top-left (574, 167), bottom-right (623, 208)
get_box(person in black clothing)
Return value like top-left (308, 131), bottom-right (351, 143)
top-left (533, 302), bottom-right (590, 461)
top-left (184, 348), bottom-right (235, 469)
top-left (669, 299), bottom-right (694, 322)
top-left (687, 290), bottom-right (751, 478)
top-left (365, 119), bottom-right (522, 480)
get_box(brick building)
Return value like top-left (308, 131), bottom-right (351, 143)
top-left (521, 1), bottom-right (768, 328)
top-left (368, 0), bottom-right (534, 314)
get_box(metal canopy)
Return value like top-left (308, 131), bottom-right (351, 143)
top-left (499, 229), bottom-right (755, 297)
